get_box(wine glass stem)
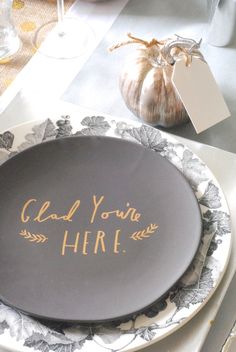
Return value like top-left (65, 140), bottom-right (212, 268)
top-left (57, 0), bottom-right (64, 25)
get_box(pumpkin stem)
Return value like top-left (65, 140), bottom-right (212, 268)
top-left (109, 33), bottom-right (203, 67)
top-left (108, 32), bottom-right (163, 52)
top-left (126, 33), bottom-right (164, 47)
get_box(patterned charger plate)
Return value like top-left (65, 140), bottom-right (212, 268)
top-left (0, 113), bottom-right (232, 352)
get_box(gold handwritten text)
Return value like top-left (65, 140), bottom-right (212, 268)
top-left (20, 196), bottom-right (141, 225)
top-left (61, 229), bottom-right (123, 256)
top-left (90, 196), bottom-right (141, 223)
top-left (61, 230), bottom-right (80, 256)
top-left (90, 195), bottom-right (104, 224)
top-left (21, 199), bottom-right (81, 223)
top-left (21, 199), bottom-right (36, 223)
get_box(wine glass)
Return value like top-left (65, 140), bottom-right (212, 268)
top-left (32, 0), bottom-right (95, 59)
top-left (0, 0), bottom-right (21, 62)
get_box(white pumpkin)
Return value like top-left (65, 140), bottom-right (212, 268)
top-left (112, 34), bottom-right (203, 127)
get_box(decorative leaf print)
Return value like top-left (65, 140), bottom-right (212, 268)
top-left (144, 297), bottom-right (168, 318)
top-left (42, 320), bottom-right (74, 334)
top-left (0, 303), bottom-right (48, 341)
top-left (64, 325), bottom-right (92, 342)
top-left (161, 142), bottom-right (184, 171)
top-left (126, 125), bottom-right (168, 152)
top-left (179, 232), bottom-right (214, 287)
top-left (0, 303), bottom-right (89, 352)
top-left (203, 219), bottom-right (217, 236)
top-left (114, 121), bottom-right (135, 138)
top-left (182, 149), bottom-right (208, 190)
top-left (0, 131), bottom-right (14, 150)
top-left (24, 331), bottom-right (84, 352)
top-left (179, 209), bottom-right (224, 286)
top-left (170, 267), bottom-right (214, 309)
top-left (203, 210), bottom-right (231, 237)
top-left (17, 120), bottom-right (52, 152)
top-left (164, 142), bottom-right (185, 157)
top-left (137, 326), bottom-right (156, 341)
top-left (0, 320), bottom-right (9, 335)
top-left (94, 326), bottom-right (123, 344)
top-left (75, 116), bottom-right (110, 136)
top-left (42, 119), bottom-right (57, 141)
top-left (199, 182), bottom-right (221, 209)
top-left (207, 238), bottom-right (220, 257)
top-left (56, 116), bottom-right (73, 138)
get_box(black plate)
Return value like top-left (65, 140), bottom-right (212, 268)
top-left (0, 136), bottom-right (202, 322)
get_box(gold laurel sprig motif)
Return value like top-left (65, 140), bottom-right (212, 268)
top-left (130, 223), bottom-right (159, 241)
top-left (19, 230), bottom-right (48, 244)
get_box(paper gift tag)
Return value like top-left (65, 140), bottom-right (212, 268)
top-left (172, 57), bottom-right (230, 133)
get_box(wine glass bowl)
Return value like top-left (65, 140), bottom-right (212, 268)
top-left (0, 0), bottom-right (21, 62)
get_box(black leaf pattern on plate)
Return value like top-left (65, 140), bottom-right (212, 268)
top-left (93, 326), bottom-right (123, 344)
top-left (0, 131), bottom-right (14, 150)
top-left (75, 116), bottom-right (110, 136)
top-left (203, 210), bottom-right (231, 237)
top-left (56, 116), bottom-right (73, 138)
top-left (38, 319), bottom-right (74, 334)
top-left (0, 303), bottom-right (48, 341)
top-left (179, 231), bottom-right (215, 288)
top-left (63, 325), bottom-right (93, 342)
top-left (0, 320), bottom-right (9, 335)
top-left (143, 296), bottom-right (168, 318)
top-left (199, 182), bottom-right (221, 209)
top-left (207, 238), bottom-right (221, 257)
top-left (170, 267), bottom-right (214, 309)
top-left (24, 332), bottom-right (85, 352)
top-left (114, 121), bottom-right (134, 139)
top-left (138, 326), bottom-right (156, 342)
top-left (42, 119), bottom-right (57, 141)
top-left (16, 120), bottom-right (55, 153)
top-left (125, 125), bottom-right (168, 152)
top-left (161, 142), bottom-right (185, 171)
top-left (182, 150), bottom-right (209, 190)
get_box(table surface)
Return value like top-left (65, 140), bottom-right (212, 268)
top-left (0, 1), bottom-right (236, 351)
top-left (63, 0), bottom-right (236, 154)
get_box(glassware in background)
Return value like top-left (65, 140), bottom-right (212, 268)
top-left (0, 0), bottom-right (21, 61)
top-left (32, 0), bottom-right (95, 59)
top-left (207, 0), bottom-right (236, 46)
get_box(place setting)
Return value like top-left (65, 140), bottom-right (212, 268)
top-left (0, 1), bottom-right (234, 351)
top-left (0, 110), bottom-right (232, 352)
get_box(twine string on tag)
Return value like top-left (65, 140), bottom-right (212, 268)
top-left (170, 46), bottom-right (194, 66)
top-left (163, 35), bottom-right (202, 65)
